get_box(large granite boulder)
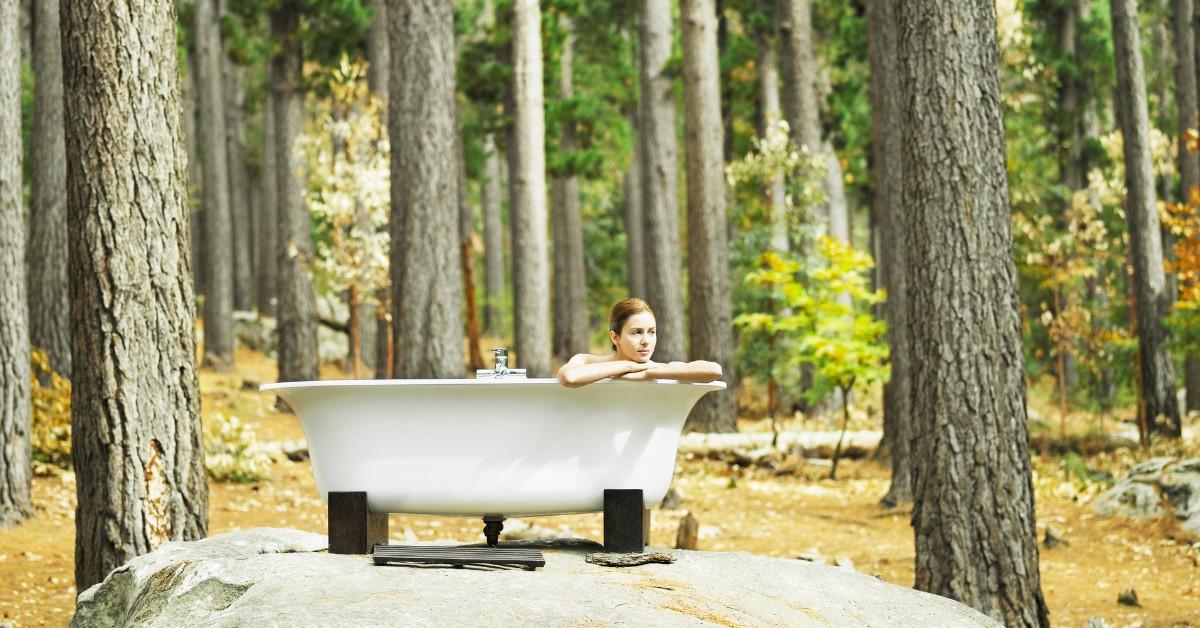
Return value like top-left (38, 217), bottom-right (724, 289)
top-left (1092, 457), bottom-right (1200, 535)
top-left (73, 528), bottom-right (1000, 627)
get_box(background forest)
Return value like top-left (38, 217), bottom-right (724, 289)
top-left (1, 0), bottom-right (1200, 626)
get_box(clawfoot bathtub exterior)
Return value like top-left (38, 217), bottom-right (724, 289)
top-left (262, 378), bottom-right (725, 518)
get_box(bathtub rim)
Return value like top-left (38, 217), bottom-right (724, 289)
top-left (260, 378), bottom-right (727, 391)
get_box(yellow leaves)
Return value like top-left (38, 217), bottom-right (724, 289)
top-left (30, 348), bottom-right (71, 467)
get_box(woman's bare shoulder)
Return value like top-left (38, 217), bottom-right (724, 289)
top-left (569, 352), bottom-right (616, 366)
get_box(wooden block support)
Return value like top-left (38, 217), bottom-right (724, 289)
top-left (603, 489), bottom-right (647, 553)
top-left (329, 491), bottom-right (389, 555)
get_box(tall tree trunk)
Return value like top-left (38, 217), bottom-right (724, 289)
top-left (457, 109), bottom-right (485, 371)
top-left (639, 0), bottom-right (686, 363)
top-left (367, 0), bottom-right (389, 99)
top-left (184, 45), bottom-right (205, 301)
top-left (366, 0), bottom-right (388, 377)
top-left (823, 143), bottom-right (849, 243)
top-left (195, 0), bottom-right (234, 369)
top-left (509, 0), bottom-right (552, 376)
top-left (272, 3), bottom-right (319, 384)
top-left (682, 0), bottom-right (736, 433)
top-left (388, 0), bottom-right (465, 378)
top-left (1176, 0), bottom-right (1200, 414)
top-left (62, 0), bottom-right (207, 590)
top-left (482, 136), bottom-right (505, 337)
top-left (551, 16), bottom-right (589, 360)
top-left (778, 0), bottom-right (821, 152)
top-left (256, 90), bottom-right (278, 316)
top-left (624, 111), bottom-right (647, 299)
top-left (899, 0), bottom-right (1049, 623)
top-left (225, 62), bottom-right (254, 312)
top-left (1111, 0), bottom-right (1182, 437)
top-left (758, 26), bottom-right (788, 253)
top-left (28, 0), bottom-right (70, 379)
top-left (868, 0), bottom-right (910, 508)
top-left (0, 0), bottom-right (32, 528)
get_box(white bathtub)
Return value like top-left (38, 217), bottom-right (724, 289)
top-left (261, 378), bottom-right (725, 517)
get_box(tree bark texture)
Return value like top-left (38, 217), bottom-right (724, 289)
top-left (758, 27), bottom-right (788, 253)
top-left (624, 113), bottom-right (647, 299)
top-left (183, 44), bottom-right (204, 300)
top-left (388, 0), bottom-right (465, 378)
top-left (367, 0), bottom-right (389, 101)
top-left (639, 0), bottom-right (686, 363)
top-left (195, 0), bottom-right (234, 369)
top-left (1174, 0), bottom-right (1200, 413)
top-left (27, 0), bottom-right (71, 379)
top-left (551, 16), bottom-right (589, 360)
top-left (823, 143), bottom-right (849, 244)
top-left (457, 113), bottom-right (484, 371)
top-left (272, 4), bottom-right (319, 384)
top-left (778, 0), bottom-right (821, 151)
top-left (365, 0), bottom-right (388, 376)
top-left (1110, 0), bottom-right (1181, 437)
top-left (897, 0), bottom-right (1049, 624)
top-left (482, 136), bottom-right (506, 336)
top-left (257, 91), bottom-right (278, 316)
top-left (509, 0), bottom-right (552, 376)
top-left (0, 0), bottom-right (32, 528)
top-left (681, 0), bottom-right (735, 433)
top-left (225, 61), bottom-right (254, 312)
top-left (867, 0), bottom-right (910, 507)
top-left (61, 0), bottom-right (208, 590)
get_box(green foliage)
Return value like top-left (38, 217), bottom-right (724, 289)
top-left (736, 237), bottom-right (889, 404)
top-left (30, 350), bottom-right (72, 468)
top-left (204, 414), bottom-right (271, 483)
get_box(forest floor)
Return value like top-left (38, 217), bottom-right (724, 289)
top-left (1, 347), bottom-right (1198, 627)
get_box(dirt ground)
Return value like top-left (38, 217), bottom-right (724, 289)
top-left (2, 348), bottom-right (1198, 627)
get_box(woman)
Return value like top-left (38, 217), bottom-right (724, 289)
top-left (556, 297), bottom-right (723, 388)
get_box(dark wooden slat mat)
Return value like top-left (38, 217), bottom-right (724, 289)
top-left (372, 544), bottom-right (546, 570)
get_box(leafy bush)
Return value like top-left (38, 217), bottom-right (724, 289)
top-left (204, 413), bottom-right (270, 483)
top-left (31, 349), bottom-right (72, 467)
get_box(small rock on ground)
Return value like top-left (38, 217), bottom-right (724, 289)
top-left (585, 552), bottom-right (677, 567)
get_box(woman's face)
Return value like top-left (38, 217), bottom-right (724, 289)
top-left (611, 312), bottom-right (657, 363)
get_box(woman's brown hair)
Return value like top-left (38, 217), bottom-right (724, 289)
top-left (609, 298), bottom-right (655, 349)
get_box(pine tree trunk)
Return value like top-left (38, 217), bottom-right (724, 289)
top-left (196, 0), bottom-right (234, 369)
top-left (551, 16), bottom-right (589, 360)
top-left (758, 28), bottom-right (788, 253)
top-left (61, 0), bottom-right (208, 590)
top-left (1174, 0), bottom-right (1200, 414)
top-left (898, 0), bottom-right (1049, 623)
top-left (868, 0), bottom-right (910, 508)
top-left (225, 61), bottom-right (254, 312)
top-left (457, 113), bottom-right (484, 371)
top-left (184, 46), bottom-right (205, 301)
top-left (367, 0), bottom-right (389, 99)
top-left (388, 0), bottom-right (465, 379)
top-left (365, 0), bottom-right (388, 376)
top-left (624, 112), bottom-right (647, 299)
top-left (823, 142), bottom-right (849, 244)
top-left (482, 136), bottom-right (505, 337)
top-left (0, 0), bottom-right (32, 528)
top-left (639, 0), bottom-right (686, 363)
top-left (509, 0), bottom-right (552, 376)
top-left (256, 90), bottom-right (278, 317)
top-left (272, 3), bottom-right (319, 384)
top-left (1111, 0), bottom-right (1182, 437)
top-left (28, 0), bottom-right (71, 379)
top-left (778, 0), bottom-right (821, 152)
top-left (681, 0), bottom-right (735, 433)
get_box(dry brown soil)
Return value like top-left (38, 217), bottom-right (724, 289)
top-left (1, 348), bottom-right (1197, 627)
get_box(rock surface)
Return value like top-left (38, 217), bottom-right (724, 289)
top-left (1092, 457), bottom-right (1200, 535)
top-left (73, 528), bottom-right (1002, 627)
